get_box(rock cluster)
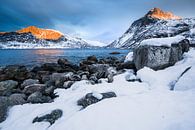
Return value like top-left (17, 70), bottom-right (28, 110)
top-left (0, 56), bottom-right (135, 123)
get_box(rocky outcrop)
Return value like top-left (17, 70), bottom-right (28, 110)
top-left (133, 39), bottom-right (190, 70)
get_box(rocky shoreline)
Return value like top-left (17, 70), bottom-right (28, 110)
top-left (0, 55), bottom-right (136, 123)
top-left (0, 38), bottom-right (192, 124)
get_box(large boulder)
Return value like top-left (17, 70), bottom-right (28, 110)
top-left (0, 80), bottom-right (18, 96)
top-left (133, 39), bottom-right (190, 70)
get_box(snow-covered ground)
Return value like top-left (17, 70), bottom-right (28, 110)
top-left (0, 49), bottom-right (195, 130)
top-left (141, 35), bottom-right (185, 47)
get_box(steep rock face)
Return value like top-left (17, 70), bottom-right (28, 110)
top-left (133, 39), bottom-right (190, 70)
top-left (17, 26), bottom-right (63, 40)
top-left (108, 8), bottom-right (195, 49)
top-left (146, 8), bottom-right (181, 20)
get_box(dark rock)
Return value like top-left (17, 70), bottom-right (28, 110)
top-left (0, 80), bottom-right (18, 96)
top-left (41, 63), bottom-right (63, 72)
top-left (21, 79), bottom-right (40, 89)
top-left (32, 109), bottom-right (63, 125)
top-left (109, 51), bottom-right (121, 55)
top-left (89, 75), bottom-right (99, 84)
top-left (58, 58), bottom-right (79, 71)
top-left (179, 39), bottom-right (190, 53)
top-left (87, 55), bottom-right (98, 62)
top-left (0, 96), bottom-right (9, 123)
top-left (116, 61), bottom-right (136, 71)
top-left (77, 92), bottom-right (116, 108)
top-left (44, 86), bottom-right (55, 96)
top-left (1, 65), bottom-right (29, 81)
top-left (107, 74), bottom-right (114, 83)
top-left (63, 81), bottom-right (75, 89)
top-left (23, 84), bottom-right (46, 95)
top-left (51, 73), bottom-right (69, 88)
top-left (69, 74), bottom-right (81, 81)
top-left (27, 92), bottom-right (52, 104)
top-left (88, 64), bottom-right (109, 79)
top-left (8, 93), bottom-right (26, 106)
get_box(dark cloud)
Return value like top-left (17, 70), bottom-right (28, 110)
top-left (0, 0), bottom-right (194, 42)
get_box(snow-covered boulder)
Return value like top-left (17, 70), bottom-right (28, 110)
top-left (133, 39), bottom-right (190, 70)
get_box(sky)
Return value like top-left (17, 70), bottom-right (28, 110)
top-left (0, 0), bottom-right (195, 43)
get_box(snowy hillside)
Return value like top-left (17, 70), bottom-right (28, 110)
top-left (0, 48), bottom-right (195, 130)
top-left (0, 26), bottom-right (103, 49)
top-left (108, 8), bottom-right (195, 49)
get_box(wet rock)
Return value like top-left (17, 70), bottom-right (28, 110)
top-left (109, 51), bottom-right (121, 55)
top-left (87, 55), bottom-right (98, 63)
top-left (58, 58), bottom-right (79, 71)
top-left (63, 81), bottom-right (75, 89)
top-left (0, 96), bottom-right (9, 123)
top-left (80, 55), bottom-right (98, 66)
top-left (21, 79), bottom-right (40, 89)
top-left (1, 65), bottom-right (29, 81)
top-left (0, 80), bottom-right (18, 96)
top-left (32, 109), bottom-right (63, 125)
top-left (116, 61), bottom-right (136, 71)
top-left (27, 92), bottom-right (52, 104)
top-left (77, 92), bottom-right (116, 108)
top-left (41, 63), bottom-right (63, 72)
top-left (8, 93), bottom-right (26, 106)
top-left (23, 84), bottom-right (46, 95)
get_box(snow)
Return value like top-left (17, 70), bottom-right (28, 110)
top-left (83, 39), bottom-right (106, 47)
top-left (92, 91), bottom-right (103, 100)
top-left (0, 49), bottom-right (195, 130)
top-left (141, 35), bottom-right (185, 47)
top-left (125, 51), bottom-right (133, 62)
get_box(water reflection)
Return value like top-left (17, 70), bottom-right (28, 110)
top-left (33, 49), bottom-right (64, 55)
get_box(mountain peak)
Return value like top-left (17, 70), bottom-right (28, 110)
top-left (146, 8), bottom-right (181, 20)
top-left (17, 26), bottom-right (63, 40)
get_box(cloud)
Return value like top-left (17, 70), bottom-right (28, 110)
top-left (0, 0), bottom-right (194, 43)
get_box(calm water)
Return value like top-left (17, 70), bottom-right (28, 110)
top-left (0, 49), bottom-right (130, 67)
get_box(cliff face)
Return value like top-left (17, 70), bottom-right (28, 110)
top-left (17, 26), bottom-right (63, 40)
top-left (146, 8), bottom-right (181, 20)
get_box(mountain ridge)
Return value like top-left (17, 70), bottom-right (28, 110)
top-left (108, 8), bottom-right (195, 49)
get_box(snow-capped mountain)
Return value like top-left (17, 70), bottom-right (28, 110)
top-left (0, 26), bottom-right (102, 49)
top-left (108, 8), bottom-right (195, 49)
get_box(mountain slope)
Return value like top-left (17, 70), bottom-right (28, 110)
top-left (108, 8), bottom-right (195, 49)
top-left (0, 26), bottom-right (102, 49)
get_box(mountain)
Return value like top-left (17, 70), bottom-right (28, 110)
top-left (108, 8), bottom-right (195, 49)
top-left (0, 26), bottom-right (102, 49)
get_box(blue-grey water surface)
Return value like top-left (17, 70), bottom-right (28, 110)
top-left (0, 49), bottom-right (130, 67)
